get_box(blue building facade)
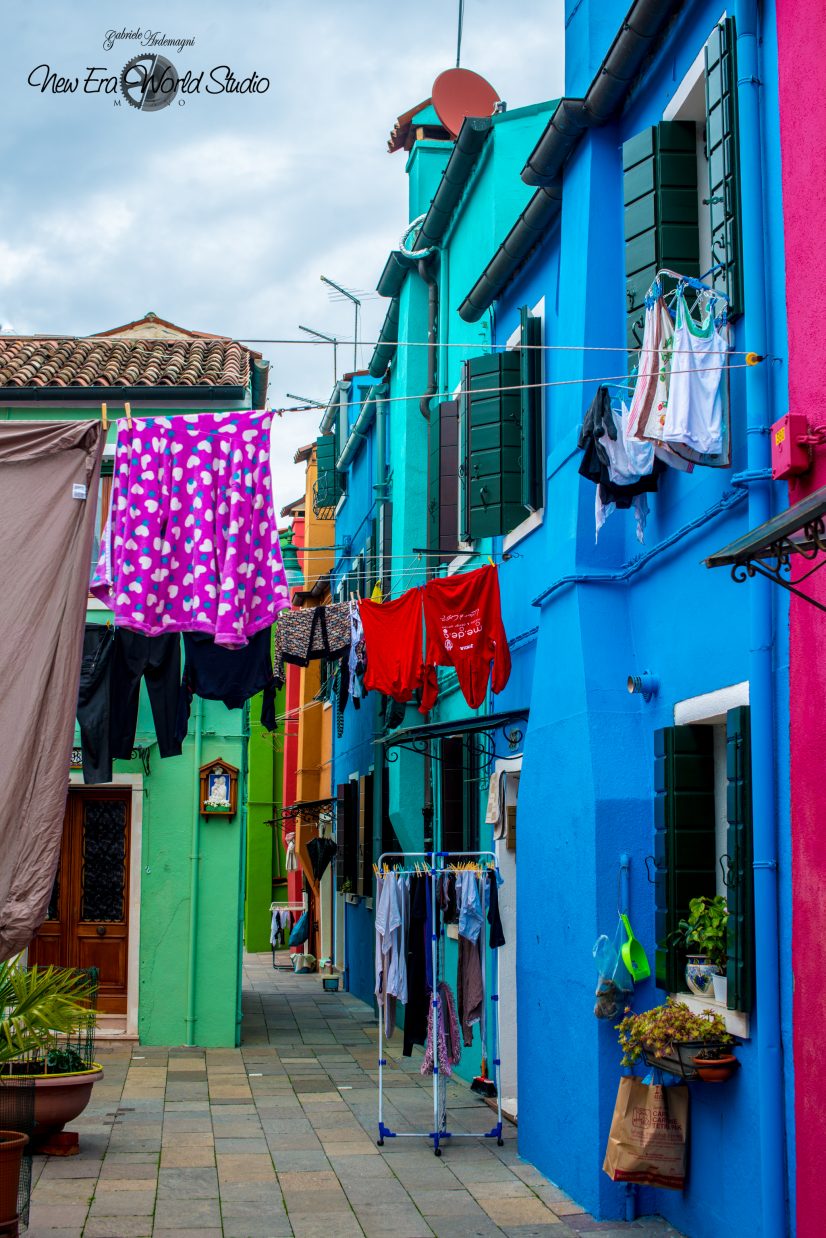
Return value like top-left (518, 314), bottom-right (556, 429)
top-left (320, 2), bottom-right (795, 1234)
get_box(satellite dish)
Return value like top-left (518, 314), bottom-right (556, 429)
top-left (431, 68), bottom-right (500, 139)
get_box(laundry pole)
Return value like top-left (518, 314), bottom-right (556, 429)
top-left (185, 697), bottom-right (204, 1046)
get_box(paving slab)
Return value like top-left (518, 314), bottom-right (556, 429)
top-left (27, 956), bottom-right (684, 1238)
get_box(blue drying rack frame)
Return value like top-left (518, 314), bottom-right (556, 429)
top-left (375, 849), bottom-right (504, 1157)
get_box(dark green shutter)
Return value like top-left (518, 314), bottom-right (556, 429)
top-left (726, 706), bottom-right (754, 1011)
top-left (705, 18), bottom-right (743, 317)
top-left (519, 307), bottom-right (543, 512)
top-left (623, 122), bottom-right (700, 351)
top-left (654, 726), bottom-right (717, 992)
top-left (465, 352), bottom-right (523, 540)
top-left (428, 402), bottom-right (460, 556)
top-left (357, 772), bottom-right (374, 898)
top-left (427, 408), bottom-right (441, 552)
top-left (336, 781), bottom-right (359, 890)
top-left (315, 434), bottom-right (343, 510)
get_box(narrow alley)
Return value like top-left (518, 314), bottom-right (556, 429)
top-left (27, 957), bottom-right (682, 1238)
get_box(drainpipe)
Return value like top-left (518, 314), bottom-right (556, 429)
top-left (735, 3), bottom-right (786, 1233)
top-left (418, 254), bottom-right (439, 420)
top-left (236, 703), bottom-right (250, 1043)
top-left (185, 697), bottom-right (203, 1046)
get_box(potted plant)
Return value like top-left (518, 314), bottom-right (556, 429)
top-left (669, 895), bottom-right (729, 1000)
top-left (0, 957), bottom-right (102, 1153)
top-left (616, 997), bottom-right (738, 1080)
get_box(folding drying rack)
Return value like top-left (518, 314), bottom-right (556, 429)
top-left (376, 849), bottom-right (504, 1156)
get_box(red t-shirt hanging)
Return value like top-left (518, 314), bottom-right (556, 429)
top-left (420, 565), bottom-right (510, 713)
top-left (358, 588), bottom-right (424, 703)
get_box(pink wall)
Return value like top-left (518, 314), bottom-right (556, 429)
top-left (776, 4), bottom-right (826, 1232)
top-left (282, 516), bottom-right (304, 906)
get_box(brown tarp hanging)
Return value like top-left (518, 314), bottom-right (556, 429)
top-left (0, 419), bottom-right (105, 959)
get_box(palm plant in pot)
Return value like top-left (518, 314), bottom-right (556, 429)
top-left (669, 895), bottom-right (729, 1001)
top-left (1, 957), bottom-right (100, 1163)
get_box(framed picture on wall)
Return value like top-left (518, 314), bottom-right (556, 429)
top-left (199, 758), bottom-right (239, 817)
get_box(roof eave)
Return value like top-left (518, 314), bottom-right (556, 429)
top-left (0, 384), bottom-right (248, 403)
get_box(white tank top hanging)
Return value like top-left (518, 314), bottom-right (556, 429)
top-left (662, 290), bottom-right (728, 458)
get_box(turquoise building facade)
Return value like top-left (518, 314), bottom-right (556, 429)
top-left (322, 2), bottom-right (796, 1233)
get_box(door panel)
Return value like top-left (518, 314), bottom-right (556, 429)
top-left (29, 788), bottom-right (131, 1014)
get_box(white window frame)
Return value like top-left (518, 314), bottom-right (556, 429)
top-left (670, 679), bottom-right (750, 1037)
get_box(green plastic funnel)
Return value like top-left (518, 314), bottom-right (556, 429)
top-left (620, 913), bottom-right (651, 982)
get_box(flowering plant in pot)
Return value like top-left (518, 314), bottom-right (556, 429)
top-left (669, 895), bottom-right (729, 999)
top-left (616, 997), bottom-right (738, 1080)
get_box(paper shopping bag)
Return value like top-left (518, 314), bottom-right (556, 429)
top-left (603, 1075), bottom-right (689, 1191)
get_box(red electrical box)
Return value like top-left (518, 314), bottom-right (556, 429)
top-left (771, 413), bottom-right (810, 480)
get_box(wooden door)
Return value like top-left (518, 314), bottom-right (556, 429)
top-left (29, 788), bottom-right (131, 1014)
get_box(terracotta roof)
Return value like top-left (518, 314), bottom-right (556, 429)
top-left (388, 97), bottom-right (452, 153)
top-left (294, 443), bottom-right (314, 463)
top-left (280, 496), bottom-right (306, 518)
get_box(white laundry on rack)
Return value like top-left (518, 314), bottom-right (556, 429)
top-left (456, 870), bottom-right (484, 943)
top-left (374, 874), bottom-right (409, 1037)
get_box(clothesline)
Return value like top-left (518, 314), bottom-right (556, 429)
top-left (3, 331), bottom-right (763, 356)
top-left (275, 360), bottom-right (764, 413)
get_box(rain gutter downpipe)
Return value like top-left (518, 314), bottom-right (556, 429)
top-left (531, 482), bottom-right (752, 607)
top-left (185, 696), bottom-right (203, 1046)
top-left (735, 2), bottom-right (786, 1233)
top-left (458, 0), bottom-right (685, 323)
top-left (419, 254), bottom-right (439, 420)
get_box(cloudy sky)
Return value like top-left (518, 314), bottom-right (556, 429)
top-left (1, 0), bottom-right (564, 508)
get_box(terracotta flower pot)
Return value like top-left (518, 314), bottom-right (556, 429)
top-left (30, 1066), bottom-right (103, 1149)
top-left (0, 1129), bottom-right (28, 1226)
top-left (692, 1054), bottom-right (739, 1083)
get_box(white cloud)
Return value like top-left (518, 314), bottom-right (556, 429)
top-left (0, 0), bottom-right (565, 505)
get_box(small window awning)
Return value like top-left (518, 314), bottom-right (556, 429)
top-left (377, 708), bottom-right (529, 761)
top-left (705, 484), bottom-right (826, 612)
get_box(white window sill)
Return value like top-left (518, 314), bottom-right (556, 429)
top-left (446, 923), bottom-right (459, 941)
top-left (504, 508), bottom-right (544, 550)
top-left (448, 549), bottom-right (475, 575)
top-left (673, 991), bottom-right (750, 1039)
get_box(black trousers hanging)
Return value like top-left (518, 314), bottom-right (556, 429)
top-left (76, 623), bottom-right (116, 784)
top-left (110, 631), bottom-right (182, 760)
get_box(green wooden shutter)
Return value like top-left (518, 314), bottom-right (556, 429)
top-left (357, 772), bottom-right (374, 898)
top-left (519, 307), bottom-right (543, 513)
top-left (336, 781), bottom-right (359, 890)
top-left (428, 402), bottom-right (460, 556)
top-left (726, 706), bottom-right (754, 1011)
top-left (465, 352), bottom-right (523, 540)
top-left (654, 726), bottom-right (717, 992)
top-left (623, 122), bottom-right (700, 351)
top-left (427, 407), bottom-right (441, 552)
top-left (705, 18), bottom-right (743, 316)
top-left (315, 434), bottom-right (343, 510)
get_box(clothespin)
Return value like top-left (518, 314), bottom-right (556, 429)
top-left (370, 581), bottom-right (383, 604)
top-left (124, 402), bottom-right (133, 429)
top-left (488, 556), bottom-right (495, 567)
top-left (101, 402), bottom-right (108, 431)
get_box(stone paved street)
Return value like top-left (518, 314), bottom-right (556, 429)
top-left (28, 954), bottom-right (684, 1238)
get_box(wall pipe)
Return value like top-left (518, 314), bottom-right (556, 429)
top-left (618, 854), bottom-right (636, 1222)
top-left (236, 703), bottom-right (251, 1043)
top-left (185, 697), bottom-right (203, 1046)
top-left (418, 255), bottom-right (440, 420)
top-left (531, 481), bottom-right (754, 608)
top-left (735, 2), bottom-right (787, 1233)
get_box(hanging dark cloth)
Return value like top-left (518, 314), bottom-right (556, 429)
top-left (0, 418), bottom-right (105, 959)
top-left (306, 835), bottom-right (338, 883)
top-left (403, 874), bottom-right (430, 1057)
top-left (176, 626), bottom-right (277, 745)
top-left (76, 623), bottom-right (117, 784)
top-left (487, 870), bottom-right (506, 949)
top-left (578, 386), bottom-right (664, 505)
